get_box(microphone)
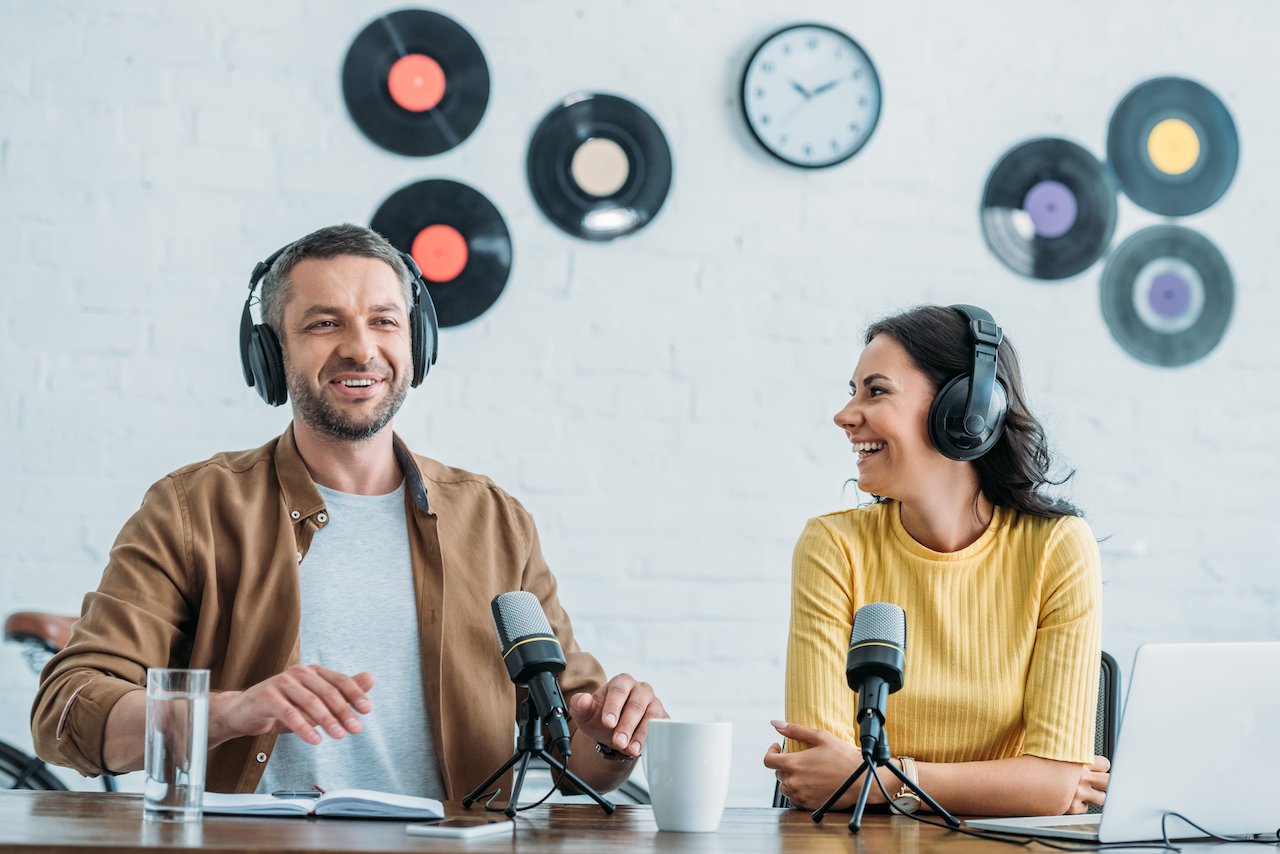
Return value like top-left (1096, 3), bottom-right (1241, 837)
top-left (490, 591), bottom-right (573, 757)
top-left (846, 602), bottom-right (906, 755)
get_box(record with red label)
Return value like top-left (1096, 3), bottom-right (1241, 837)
top-left (980, 137), bottom-right (1117, 281)
top-left (1107, 77), bottom-right (1238, 217)
top-left (342, 9), bottom-right (489, 157)
top-left (371, 179), bottom-right (512, 327)
top-left (1100, 225), bottom-right (1233, 367)
top-left (527, 92), bottom-right (673, 241)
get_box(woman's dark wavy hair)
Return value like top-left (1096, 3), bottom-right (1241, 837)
top-left (864, 305), bottom-right (1081, 519)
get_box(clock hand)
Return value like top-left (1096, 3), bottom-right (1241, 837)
top-left (811, 77), bottom-right (843, 97)
top-left (788, 79), bottom-right (813, 100)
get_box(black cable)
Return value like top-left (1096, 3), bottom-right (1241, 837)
top-left (1160, 812), bottom-right (1280, 848)
top-left (479, 756), bottom-right (570, 815)
top-left (866, 762), bottom-right (1179, 852)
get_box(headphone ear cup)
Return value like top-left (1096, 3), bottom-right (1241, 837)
top-left (409, 281), bottom-right (439, 388)
top-left (248, 323), bottom-right (288, 406)
top-left (928, 375), bottom-right (1008, 462)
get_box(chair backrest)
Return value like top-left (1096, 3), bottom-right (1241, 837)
top-left (772, 650), bottom-right (1121, 808)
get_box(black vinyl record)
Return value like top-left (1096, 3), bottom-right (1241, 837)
top-left (342, 9), bottom-right (489, 157)
top-left (527, 92), bottom-right (673, 241)
top-left (370, 179), bottom-right (512, 327)
top-left (981, 138), bottom-right (1117, 281)
top-left (1107, 77), bottom-right (1238, 216)
top-left (1100, 225), bottom-right (1233, 367)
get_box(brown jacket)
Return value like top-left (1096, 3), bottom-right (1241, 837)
top-left (31, 426), bottom-right (605, 798)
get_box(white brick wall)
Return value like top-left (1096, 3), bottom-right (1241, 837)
top-left (2, 0), bottom-right (1277, 803)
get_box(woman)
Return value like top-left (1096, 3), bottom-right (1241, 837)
top-left (763, 305), bottom-right (1108, 817)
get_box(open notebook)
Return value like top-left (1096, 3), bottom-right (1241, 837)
top-left (203, 789), bottom-right (444, 820)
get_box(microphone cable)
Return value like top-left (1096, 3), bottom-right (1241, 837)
top-left (475, 759), bottom-right (570, 815)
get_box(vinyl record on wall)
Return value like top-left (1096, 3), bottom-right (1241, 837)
top-left (371, 179), bottom-right (512, 327)
top-left (342, 9), bottom-right (490, 157)
top-left (980, 138), bottom-right (1117, 281)
top-left (527, 92), bottom-right (673, 241)
top-left (1107, 77), bottom-right (1238, 217)
top-left (1100, 225), bottom-right (1233, 367)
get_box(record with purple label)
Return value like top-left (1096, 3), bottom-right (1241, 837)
top-left (1100, 225), bottom-right (1233, 367)
top-left (370, 179), bottom-right (512, 327)
top-left (527, 92), bottom-right (673, 241)
top-left (342, 9), bottom-right (490, 157)
top-left (981, 138), bottom-right (1117, 281)
top-left (1107, 77), bottom-right (1238, 217)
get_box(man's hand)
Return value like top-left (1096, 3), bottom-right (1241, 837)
top-left (763, 720), bottom-right (865, 810)
top-left (569, 673), bottom-right (667, 758)
top-left (1068, 755), bottom-right (1109, 814)
top-left (210, 664), bottom-right (374, 748)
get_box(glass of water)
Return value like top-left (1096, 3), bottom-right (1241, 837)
top-left (144, 668), bottom-right (209, 822)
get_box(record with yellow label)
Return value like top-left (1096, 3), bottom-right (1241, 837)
top-left (1107, 77), bottom-right (1238, 216)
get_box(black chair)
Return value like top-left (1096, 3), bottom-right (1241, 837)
top-left (772, 650), bottom-right (1121, 809)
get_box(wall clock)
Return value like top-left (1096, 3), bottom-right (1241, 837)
top-left (741, 23), bottom-right (882, 168)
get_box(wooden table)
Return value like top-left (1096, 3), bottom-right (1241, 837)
top-left (0, 789), bottom-right (1207, 853)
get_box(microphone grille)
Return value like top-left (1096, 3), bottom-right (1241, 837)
top-left (849, 602), bottom-right (906, 650)
top-left (491, 591), bottom-right (554, 647)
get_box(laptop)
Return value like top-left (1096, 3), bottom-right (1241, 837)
top-left (966, 642), bottom-right (1280, 843)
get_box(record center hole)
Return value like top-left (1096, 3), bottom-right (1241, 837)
top-left (387, 54), bottom-right (446, 113)
top-left (570, 137), bottom-right (630, 197)
top-left (412, 225), bottom-right (468, 283)
top-left (1147, 118), bottom-right (1199, 176)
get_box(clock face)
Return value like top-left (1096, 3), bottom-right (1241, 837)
top-left (741, 24), bottom-right (882, 168)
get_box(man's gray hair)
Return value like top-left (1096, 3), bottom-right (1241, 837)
top-left (259, 223), bottom-right (412, 334)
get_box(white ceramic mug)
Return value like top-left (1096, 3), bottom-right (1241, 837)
top-left (643, 720), bottom-right (733, 832)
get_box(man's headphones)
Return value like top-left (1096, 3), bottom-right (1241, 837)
top-left (927, 304), bottom-right (1008, 462)
top-left (239, 243), bottom-right (439, 406)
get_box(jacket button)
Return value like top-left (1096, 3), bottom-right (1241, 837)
top-left (256, 752), bottom-right (268, 763)
top-left (290, 510), bottom-right (301, 520)
top-left (317, 513), bottom-right (328, 524)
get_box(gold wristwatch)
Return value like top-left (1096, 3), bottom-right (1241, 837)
top-left (890, 756), bottom-right (921, 815)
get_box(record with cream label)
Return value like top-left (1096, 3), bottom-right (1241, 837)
top-left (1100, 225), bottom-right (1233, 367)
top-left (526, 92), bottom-right (673, 241)
top-left (342, 9), bottom-right (490, 157)
top-left (980, 138), bottom-right (1117, 281)
top-left (1107, 77), bottom-right (1238, 216)
top-left (370, 179), bottom-right (512, 327)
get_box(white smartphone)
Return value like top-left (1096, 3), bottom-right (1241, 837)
top-left (405, 818), bottom-right (515, 839)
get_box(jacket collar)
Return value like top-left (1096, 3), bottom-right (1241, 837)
top-left (274, 424), bottom-right (431, 517)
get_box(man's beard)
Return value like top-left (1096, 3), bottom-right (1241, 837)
top-left (285, 360), bottom-right (410, 442)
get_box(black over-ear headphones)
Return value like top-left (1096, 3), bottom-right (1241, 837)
top-left (927, 304), bottom-right (1008, 462)
top-left (239, 243), bottom-right (439, 406)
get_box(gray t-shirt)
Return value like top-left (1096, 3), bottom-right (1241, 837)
top-left (256, 481), bottom-right (445, 798)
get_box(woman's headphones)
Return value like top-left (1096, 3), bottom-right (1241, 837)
top-left (238, 244), bottom-right (439, 406)
top-left (927, 304), bottom-right (1008, 462)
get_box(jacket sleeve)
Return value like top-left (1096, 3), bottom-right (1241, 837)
top-left (30, 475), bottom-right (197, 776)
top-left (508, 495), bottom-right (607, 703)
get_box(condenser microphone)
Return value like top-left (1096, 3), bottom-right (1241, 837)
top-left (846, 602), bottom-right (906, 755)
top-left (491, 591), bottom-right (573, 757)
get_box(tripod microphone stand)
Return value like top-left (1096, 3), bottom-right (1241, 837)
top-left (462, 698), bottom-right (615, 818)
top-left (811, 724), bottom-right (959, 833)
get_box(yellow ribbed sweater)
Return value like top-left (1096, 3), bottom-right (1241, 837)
top-left (785, 501), bottom-right (1101, 764)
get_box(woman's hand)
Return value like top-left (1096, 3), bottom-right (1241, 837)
top-left (762, 720), bottom-right (868, 810)
top-left (1068, 755), bottom-right (1109, 814)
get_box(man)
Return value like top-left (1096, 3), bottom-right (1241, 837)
top-left (32, 224), bottom-right (665, 799)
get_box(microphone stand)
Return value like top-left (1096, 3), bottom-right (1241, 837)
top-left (811, 724), bottom-right (959, 833)
top-left (462, 698), bottom-right (615, 818)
